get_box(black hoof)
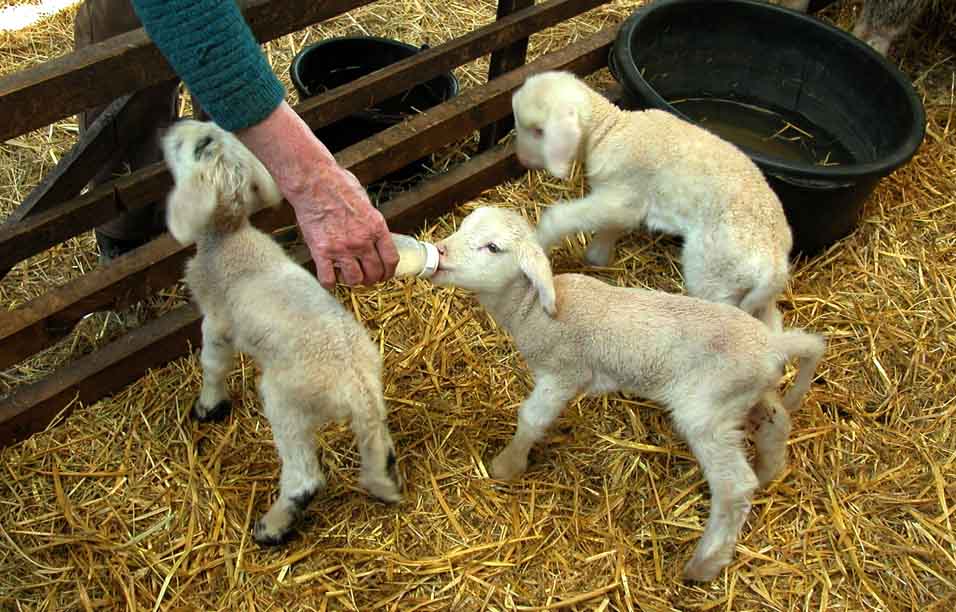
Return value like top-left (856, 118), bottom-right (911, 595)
top-left (291, 489), bottom-right (318, 514)
top-left (253, 521), bottom-right (297, 547)
top-left (192, 399), bottom-right (232, 422)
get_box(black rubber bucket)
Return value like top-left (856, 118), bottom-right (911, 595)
top-left (290, 37), bottom-right (460, 184)
top-left (609, 0), bottom-right (925, 257)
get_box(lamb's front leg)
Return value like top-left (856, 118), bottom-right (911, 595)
top-left (491, 375), bottom-right (581, 480)
top-left (193, 316), bottom-right (235, 422)
top-left (535, 190), bottom-right (639, 259)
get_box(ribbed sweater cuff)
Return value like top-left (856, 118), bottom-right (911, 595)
top-left (132, 0), bottom-right (285, 132)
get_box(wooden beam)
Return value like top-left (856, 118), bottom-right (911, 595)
top-left (0, 305), bottom-right (203, 446)
top-left (295, 0), bottom-right (608, 130)
top-left (0, 0), bottom-right (375, 142)
top-left (0, 28), bottom-right (619, 447)
top-left (338, 28), bottom-right (615, 185)
top-left (4, 95), bottom-right (132, 227)
top-left (478, 0), bottom-right (535, 151)
top-left (0, 0), bottom-right (613, 275)
top-left (380, 143), bottom-right (524, 234)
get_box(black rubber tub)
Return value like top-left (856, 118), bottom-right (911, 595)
top-left (610, 0), bottom-right (925, 256)
top-left (290, 37), bottom-right (459, 184)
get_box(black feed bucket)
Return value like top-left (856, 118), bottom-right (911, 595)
top-left (290, 37), bottom-right (460, 184)
top-left (609, 0), bottom-right (925, 257)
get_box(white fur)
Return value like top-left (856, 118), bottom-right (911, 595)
top-left (431, 206), bottom-right (825, 582)
top-left (162, 120), bottom-right (401, 546)
top-left (512, 71), bottom-right (793, 329)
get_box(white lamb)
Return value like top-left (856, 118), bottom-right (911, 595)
top-left (162, 120), bottom-right (401, 546)
top-left (430, 206), bottom-right (824, 581)
top-left (512, 70), bottom-right (793, 329)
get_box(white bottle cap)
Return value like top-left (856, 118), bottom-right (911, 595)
top-left (418, 242), bottom-right (440, 278)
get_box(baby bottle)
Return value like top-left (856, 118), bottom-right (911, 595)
top-left (390, 233), bottom-right (440, 279)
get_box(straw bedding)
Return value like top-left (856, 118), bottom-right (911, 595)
top-left (1, 0), bottom-right (955, 610)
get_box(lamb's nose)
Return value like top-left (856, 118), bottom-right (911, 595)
top-left (437, 244), bottom-right (448, 256)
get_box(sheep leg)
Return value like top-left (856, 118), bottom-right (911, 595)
top-left (748, 393), bottom-right (791, 487)
top-left (678, 415), bottom-right (758, 582)
top-left (352, 412), bottom-right (402, 504)
top-left (584, 228), bottom-right (627, 267)
top-left (193, 317), bottom-right (234, 422)
top-left (254, 382), bottom-right (325, 546)
top-left (491, 375), bottom-right (580, 480)
top-left (535, 192), bottom-right (637, 253)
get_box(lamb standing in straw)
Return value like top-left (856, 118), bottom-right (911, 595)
top-left (430, 206), bottom-right (824, 581)
top-left (512, 70), bottom-right (793, 329)
top-left (162, 120), bottom-right (401, 545)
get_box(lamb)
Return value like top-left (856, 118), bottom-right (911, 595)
top-left (161, 120), bottom-right (401, 546)
top-left (429, 206), bottom-right (825, 581)
top-left (511, 70), bottom-right (792, 329)
top-left (777, 0), bottom-right (931, 56)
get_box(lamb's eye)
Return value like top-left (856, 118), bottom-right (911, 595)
top-left (486, 243), bottom-right (501, 254)
top-left (193, 135), bottom-right (214, 159)
top-left (531, 127), bottom-right (544, 138)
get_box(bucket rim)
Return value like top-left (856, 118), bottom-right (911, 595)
top-left (611, 0), bottom-right (927, 183)
top-left (290, 35), bottom-right (460, 100)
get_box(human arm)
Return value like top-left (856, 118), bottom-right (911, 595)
top-left (130, 0), bottom-right (398, 287)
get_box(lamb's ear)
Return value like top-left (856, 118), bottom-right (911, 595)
top-left (542, 105), bottom-right (581, 180)
top-left (243, 156), bottom-right (283, 212)
top-left (518, 241), bottom-right (557, 317)
top-left (165, 173), bottom-right (217, 245)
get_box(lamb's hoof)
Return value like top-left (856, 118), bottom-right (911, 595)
top-left (253, 519), bottom-right (296, 547)
top-left (682, 553), bottom-right (726, 583)
top-left (360, 474), bottom-right (402, 504)
top-left (755, 457), bottom-right (786, 489)
top-left (192, 399), bottom-right (232, 422)
top-left (490, 453), bottom-right (527, 481)
top-left (583, 247), bottom-right (613, 268)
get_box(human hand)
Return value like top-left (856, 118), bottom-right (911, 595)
top-left (287, 165), bottom-right (398, 288)
top-left (237, 102), bottom-right (398, 289)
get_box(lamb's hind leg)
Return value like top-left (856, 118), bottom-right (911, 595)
top-left (349, 392), bottom-right (402, 504)
top-left (193, 316), bottom-right (234, 422)
top-left (254, 379), bottom-right (325, 546)
top-left (675, 404), bottom-right (759, 582)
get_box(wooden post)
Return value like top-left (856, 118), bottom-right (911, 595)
top-left (478, 0), bottom-right (535, 151)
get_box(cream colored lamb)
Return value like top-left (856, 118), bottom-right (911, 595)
top-left (430, 206), bottom-right (824, 582)
top-left (512, 70), bottom-right (792, 329)
top-left (162, 120), bottom-right (401, 546)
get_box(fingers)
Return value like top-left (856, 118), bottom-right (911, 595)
top-left (315, 258), bottom-right (337, 291)
top-left (357, 249), bottom-right (385, 285)
top-left (336, 258), bottom-right (364, 286)
top-left (376, 233), bottom-right (399, 279)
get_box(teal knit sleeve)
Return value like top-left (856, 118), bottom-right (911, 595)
top-left (131, 0), bottom-right (285, 132)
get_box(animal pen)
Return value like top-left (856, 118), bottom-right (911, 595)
top-left (1, 0), bottom-right (955, 610)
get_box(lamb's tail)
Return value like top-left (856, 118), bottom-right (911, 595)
top-left (771, 330), bottom-right (826, 411)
